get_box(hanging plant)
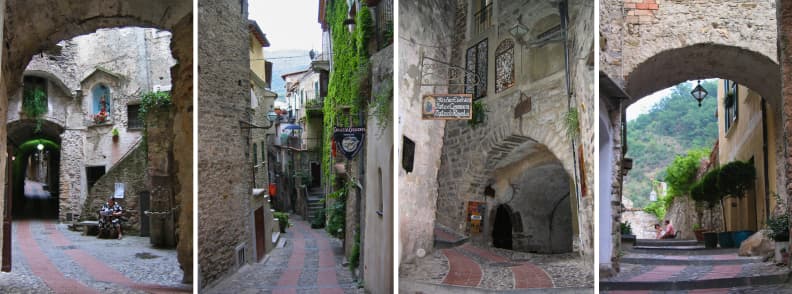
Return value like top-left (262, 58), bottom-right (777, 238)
top-left (22, 87), bottom-right (47, 132)
top-left (468, 100), bottom-right (488, 128)
top-left (369, 76), bottom-right (393, 134)
top-left (723, 93), bottom-right (735, 108)
top-left (565, 107), bottom-right (580, 140)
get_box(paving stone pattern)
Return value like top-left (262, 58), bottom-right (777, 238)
top-left (204, 217), bottom-right (362, 294)
top-left (0, 220), bottom-right (190, 293)
top-left (401, 243), bottom-right (592, 291)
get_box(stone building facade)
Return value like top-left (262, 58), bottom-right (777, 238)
top-left (198, 0), bottom-right (257, 288)
top-left (399, 0), bottom-right (594, 266)
top-left (8, 28), bottom-right (176, 224)
top-left (599, 0), bottom-right (785, 278)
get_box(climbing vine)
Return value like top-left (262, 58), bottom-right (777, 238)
top-left (322, 2), bottom-right (374, 186)
top-left (369, 76), bottom-right (393, 134)
top-left (22, 87), bottom-right (47, 132)
top-left (139, 91), bottom-right (172, 124)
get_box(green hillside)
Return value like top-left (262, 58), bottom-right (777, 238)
top-left (624, 80), bottom-right (719, 208)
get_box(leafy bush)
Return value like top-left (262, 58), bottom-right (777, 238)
top-left (766, 213), bottom-right (790, 241)
top-left (349, 230), bottom-right (360, 270)
top-left (273, 212), bottom-right (289, 227)
top-left (620, 221), bottom-right (633, 235)
top-left (22, 87), bottom-right (47, 132)
top-left (326, 189), bottom-right (347, 238)
top-left (718, 160), bottom-right (756, 198)
top-left (311, 201), bottom-right (326, 229)
top-left (644, 199), bottom-right (667, 220)
top-left (665, 148), bottom-right (708, 196)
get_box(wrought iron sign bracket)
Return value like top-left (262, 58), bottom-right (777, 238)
top-left (419, 53), bottom-right (481, 87)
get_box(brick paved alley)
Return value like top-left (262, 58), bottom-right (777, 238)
top-left (204, 216), bottom-right (362, 294)
top-left (0, 220), bottom-right (191, 293)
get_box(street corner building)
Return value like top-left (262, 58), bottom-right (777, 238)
top-left (0, 0), bottom-right (194, 292)
top-left (599, 0), bottom-right (792, 292)
top-left (398, 0), bottom-right (594, 292)
top-left (198, 0), bottom-right (394, 293)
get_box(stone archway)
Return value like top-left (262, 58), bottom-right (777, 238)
top-left (7, 119), bottom-right (64, 220)
top-left (492, 204), bottom-right (514, 250)
top-left (0, 0), bottom-right (193, 282)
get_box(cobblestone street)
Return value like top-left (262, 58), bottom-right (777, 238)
top-left (400, 243), bottom-right (593, 292)
top-left (0, 220), bottom-right (190, 293)
top-left (204, 216), bottom-right (362, 294)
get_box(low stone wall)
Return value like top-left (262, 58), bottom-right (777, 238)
top-left (80, 141), bottom-right (147, 235)
top-left (665, 195), bottom-right (724, 240)
top-left (621, 209), bottom-right (659, 239)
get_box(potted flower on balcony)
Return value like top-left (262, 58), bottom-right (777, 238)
top-left (112, 128), bottom-right (119, 142)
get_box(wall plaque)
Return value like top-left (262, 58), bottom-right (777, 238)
top-left (422, 94), bottom-right (473, 120)
top-left (333, 127), bottom-right (366, 160)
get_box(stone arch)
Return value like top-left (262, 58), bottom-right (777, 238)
top-left (624, 44), bottom-right (780, 109)
top-left (0, 0), bottom-right (193, 282)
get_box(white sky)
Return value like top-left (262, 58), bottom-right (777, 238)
top-left (626, 80), bottom-right (704, 121)
top-left (249, 0), bottom-right (323, 51)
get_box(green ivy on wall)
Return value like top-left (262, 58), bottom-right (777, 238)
top-left (22, 87), bottom-right (47, 133)
top-left (322, 2), bottom-right (374, 186)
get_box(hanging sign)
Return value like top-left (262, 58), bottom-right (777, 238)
top-left (422, 94), bottom-right (473, 120)
top-left (333, 127), bottom-right (366, 160)
top-left (467, 201), bottom-right (486, 234)
top-left (114, 183), bottom-right (125, 198)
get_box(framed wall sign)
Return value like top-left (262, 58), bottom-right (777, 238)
top-left (422, 94), bottom-right (473, 120)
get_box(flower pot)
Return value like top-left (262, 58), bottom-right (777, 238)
top-left (775, 241), bottom-right (789, 264)
top-left (732, 230), bottom-right (754, 247)
top-left (278, 219), bottom-right (287, 233)
top-left (112, 135), bottom-right (119, 142)
top-left (703, 232), bottom-right (718, 248)
top-left (694, 229), bottom-right (706, 242)
top-left (718, 232), bottom-right (735, 248)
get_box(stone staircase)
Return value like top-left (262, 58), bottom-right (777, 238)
top-left (601, 239), bottom-right (792, 292)
top-left (433, 224), bottom-right (468, 249)
top-left (305, 187), bottom-right (324, 223)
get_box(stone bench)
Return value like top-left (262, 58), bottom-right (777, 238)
top-left (77, 221), bottom-right (99, 236)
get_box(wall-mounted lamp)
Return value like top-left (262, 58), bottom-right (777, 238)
top-left (267, 110), bottom-right (278, 122)
top-left (36, 143), bottom-right (44, 151)
top-left (508, 23), bottom-right (529, 42)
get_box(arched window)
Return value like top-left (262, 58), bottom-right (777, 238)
top-left (92, 84), bottom-right (111, 115)
top-left (495, 38), bottom-right (515, 93)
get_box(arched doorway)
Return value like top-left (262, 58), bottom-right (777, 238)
top-left (492, 204), bottom-right (513, 250)
top-left (7, 120), bottom-right (64, 220)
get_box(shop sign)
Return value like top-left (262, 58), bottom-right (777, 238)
top-left (422, 94), bottom-right (472, 120)
top-left (333, 126), bottom-right (366, 160)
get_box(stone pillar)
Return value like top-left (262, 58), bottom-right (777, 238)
top-left (59, 129), bottom-right (84, 221)
top-left (147, 107), bottom-right (175, 248)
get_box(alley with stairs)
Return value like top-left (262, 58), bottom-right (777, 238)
top-left (601, 239), bottom-right (792, 293)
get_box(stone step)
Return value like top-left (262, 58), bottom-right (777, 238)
top-left (621, 252), bottom-right (765, 265)
top-left (632, 245), bottom-right (706, 251)
top-left (600, 263), bottom-right (791, 291)
top-left (629, 247), bottom-right (740, 256)
top-left (634, 239), bottom-right (699, 247)
top-left (434, 226), bottom-right (468, 249)
top-left (271, 231), bottom-right (280, 245)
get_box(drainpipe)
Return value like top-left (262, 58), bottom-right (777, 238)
top-left (559, 0), bottom-right (583, 227)
top-left (762, 98), bottom-right (770, 222)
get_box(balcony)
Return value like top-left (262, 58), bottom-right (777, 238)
top-left (473, 3), bottom-right (492, 36)
top-left (305, 98), bottom-right (324, 117)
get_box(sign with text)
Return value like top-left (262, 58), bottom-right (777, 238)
top-left (422, 94), bottom-right (473, 120)
top-left (114, 183), bottom-right (125, 198)
top-left (467, 201), bottom-right (486, 234)
top-left (333, 127), bottom-right (366, 160)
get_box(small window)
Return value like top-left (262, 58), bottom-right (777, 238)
top-left (261, 140), bottom-right (266, 162)
top-left (127, 104), bottom-right (143, 129)
top-left (402, 136), bottom-right (415, 173)
top-left (724, 80), bottom-right (738, 132)
top-left (377, 168), bottom-right (384, 217)
top-left (472, 0), bottom-right (493, 35)
top-left (253, 143), bottom-right (258, 165)
top-left (86, 166), bottom-right (106, 189)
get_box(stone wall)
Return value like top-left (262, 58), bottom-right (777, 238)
top-left (147, 107), bottom-right (177, 247)
top-left (665, 196), bottom-right (724, 240)
top-left (397, 0), bottom-right (453, 265)
top-left (80, 140), bottom-right (146, 235)
top-left (198, 0), bottom-right (252, 288)
top-left (363, 44), bottom-right (394, 293)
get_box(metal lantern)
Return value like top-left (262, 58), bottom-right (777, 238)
top-left (266, 110), bottom-right (278, 122)
top-left (690, 80), bottom-right (708, 107)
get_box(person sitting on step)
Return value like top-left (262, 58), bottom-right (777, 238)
top-left (661, 220), bottom-right (676, 239)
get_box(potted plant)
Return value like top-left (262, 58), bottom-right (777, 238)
top-left (766, 213), bottom-right (789, 263)
top-left (620, 221), bottom-right (635, 244)
top-left (692, 223), bottom-right (706, 242)
top-left (273, 212), bottom-right (289, 233)
top-left (468, 100), bottom-right (488, 128)
top-left (112, 128), bottom-right (119, 142)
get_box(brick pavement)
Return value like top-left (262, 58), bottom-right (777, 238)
top-left (205, 216), bottom-right (360, 294)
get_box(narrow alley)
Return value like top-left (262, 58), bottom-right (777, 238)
top-left (204, 216), bottom-right (361, 293)
top-left (0, 220), bottom-right (189, 293)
